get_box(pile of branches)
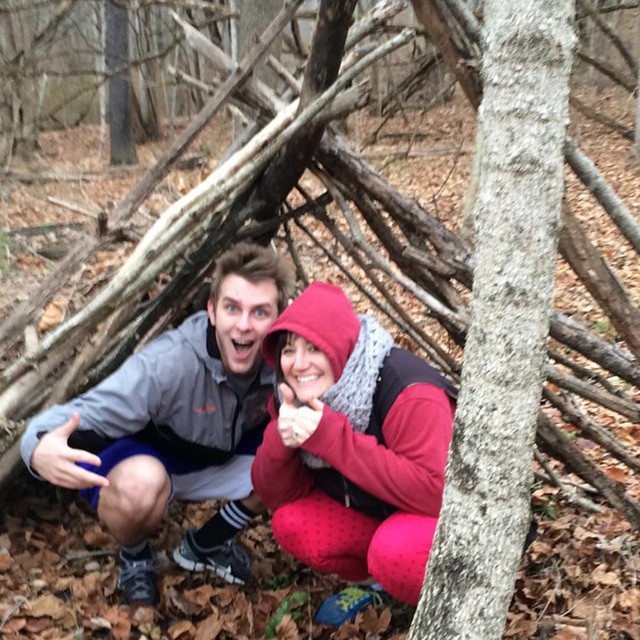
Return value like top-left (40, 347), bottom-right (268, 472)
top-left (0, 0), bottom-right (639, 533)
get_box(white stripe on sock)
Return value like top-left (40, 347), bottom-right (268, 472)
top-left (220, 502), bottom-right (251, 529)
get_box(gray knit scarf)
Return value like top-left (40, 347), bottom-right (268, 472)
top-left (300, 314), bottom-right (395, 469)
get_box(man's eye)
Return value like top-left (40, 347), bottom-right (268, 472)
top-left (254, 308), bottom-right (268, 318)
top-left (225, 304), bottom-right (238, 313)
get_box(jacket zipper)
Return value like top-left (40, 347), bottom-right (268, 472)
top-left (229, 389), bottom-right (241, 451)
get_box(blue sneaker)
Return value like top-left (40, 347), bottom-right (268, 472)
top-left (315, 587), bottom-right (385, 626)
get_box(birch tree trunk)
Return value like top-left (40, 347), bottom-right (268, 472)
top-left (409, 2), bottom-right (576, 639)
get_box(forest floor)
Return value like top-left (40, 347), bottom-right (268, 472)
top-left (1, 87), bottom-right (640, 640)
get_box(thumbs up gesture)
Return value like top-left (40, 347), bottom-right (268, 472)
top-left (31, 413), bottom-right (110, 490)
top-left (277, 384), bottom-right (324, 448)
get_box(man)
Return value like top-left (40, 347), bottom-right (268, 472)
top-left (20, 242), bottom-right (295, 606)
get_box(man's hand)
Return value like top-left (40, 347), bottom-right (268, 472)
top-left (30, 413), bottom-right (110, 490)
top-left (277, 384), bottom-right (323, 448)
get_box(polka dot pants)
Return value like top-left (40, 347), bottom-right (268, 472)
top-left (271, 489), bottom-right (438, 605)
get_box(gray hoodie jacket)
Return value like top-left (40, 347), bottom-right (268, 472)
top-left (20, 311), bottom-right (273, 475)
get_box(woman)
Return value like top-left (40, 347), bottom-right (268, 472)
top-left (251, 282), bottom-right (456, 626)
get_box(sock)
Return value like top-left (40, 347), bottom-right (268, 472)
top-left (121, 539), bottom-right (152, 560)
top-left (192, 500), bottom-right (255, 549)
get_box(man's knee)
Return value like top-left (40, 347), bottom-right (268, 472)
top-left (99, 456), bottom-right (170, 518)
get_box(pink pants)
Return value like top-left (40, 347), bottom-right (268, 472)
top-left (271, 490), bottom-right (438, 605)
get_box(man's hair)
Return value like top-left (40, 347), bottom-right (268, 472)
top-left (209, 242), bottom-right (296, 312)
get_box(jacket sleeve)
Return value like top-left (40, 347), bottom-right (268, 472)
top-left (251, 397), bottom-right (315, 510)
top-left (300, 384), bottom-right (454, 516)
top-left (20, 345), bottom-right (170, 475)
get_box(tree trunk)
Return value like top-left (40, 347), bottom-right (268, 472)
top-left (236, 0), bottom-right (283, 91)
top-left (106, 0), bottom-right (137, 165)
top-left (228, 0), bottom-right (358, 240)
top-left (410, 0), bottom-right (482, 109)
top-left (409, 1), bottom-right (575, 638)
top-left (1, 0), bottom-right (42, 161)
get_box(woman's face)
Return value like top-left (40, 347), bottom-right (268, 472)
top-left (280, 334), bottom-right (335, 404)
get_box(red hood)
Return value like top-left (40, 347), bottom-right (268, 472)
top-left (262, 282), bottom-right (361, 381)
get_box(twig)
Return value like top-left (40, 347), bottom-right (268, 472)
top-left (547, 368), bottom-right (639, 422)
top-left (576, 0), bottom-right (638, 75)
top-left (46, 197), bottom-right (100, 219)
top-left (64, 549), bottom-right (116, 561)
top-left (534, 448), bottom-right (604, 513)
top-left (565, 137), bottom-right (640, 254)
top-left (0, 595), bottom-right (29, 631)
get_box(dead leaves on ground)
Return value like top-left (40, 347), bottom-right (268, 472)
top-left (2, 481), bottom-right (640, 639)
top-left (0, 487), bottom-right (411, 639)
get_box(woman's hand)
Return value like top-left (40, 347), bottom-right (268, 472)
top-left (277, 383), bottom-right (324, 448)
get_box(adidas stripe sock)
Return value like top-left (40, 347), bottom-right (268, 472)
top-left (192, 500), bottom-right (255, 549)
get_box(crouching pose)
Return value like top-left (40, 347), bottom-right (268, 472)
top-left (251, 282), bottom-right (456, 626)
top-left (21, 243), bottom-right (295, 606)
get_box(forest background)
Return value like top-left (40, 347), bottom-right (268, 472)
top-left (0, 1), bottom-right (640, 638)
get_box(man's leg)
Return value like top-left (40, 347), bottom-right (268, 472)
top-left (171, 455), bottom-right (259, 584)
top-left (86, 444), bottom-right (172, 607)
top-left (98, 454), bottom-right (171, 545)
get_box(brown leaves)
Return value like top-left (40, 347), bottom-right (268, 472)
top-left (37, 296), bottom-right (68, 333)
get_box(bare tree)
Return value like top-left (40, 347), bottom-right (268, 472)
top-left (106, 0), bottom-right (137, 164)
top-left (409, 1), bottom-right (576, 638)
top-left (0, 0), bottom-right (78, 162)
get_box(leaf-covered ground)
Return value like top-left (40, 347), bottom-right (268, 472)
top-left (1, 88), bottom-right (640, 639)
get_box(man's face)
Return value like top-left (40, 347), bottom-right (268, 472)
top-left (207, 274), bottom-right (280, 378)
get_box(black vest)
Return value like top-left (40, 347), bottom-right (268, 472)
top-left (312, 348), bottom-right (457, 520)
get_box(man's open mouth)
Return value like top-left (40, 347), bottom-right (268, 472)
top-left (232, 339), bottom-right (254, 354)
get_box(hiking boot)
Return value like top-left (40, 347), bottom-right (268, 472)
top-left (118, 549), bottom-right (160, 606)
top-left (315, 586), bottom-right (386, 627)
top-left (172, 528), bottom-right (252, 585)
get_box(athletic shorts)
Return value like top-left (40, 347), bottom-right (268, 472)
top-left (79, 436), bottom-right (254, 509)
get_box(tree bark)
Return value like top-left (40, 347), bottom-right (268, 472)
top-left (411, 0), bottom-right (482, 109)
top-left (106, 0), bottom-right (137, 165)
top-left (558, 202), bottom-right (640, 358)
top-left (228, 0), bottom-right (359, 240)
top-left (410, 1), bottom-right (575, 638)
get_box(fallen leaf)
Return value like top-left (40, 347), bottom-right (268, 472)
top-left (619, 588), bottom-right (640, 610)
top-left (194, 611), bottom-right (223, 640)
top-left (0, 551), bottom-right (15, 571)
top-left (591, 563), bottom-right (619, 586)
top-left (27, 594), bottom-right (66, 619)
top-left (274, 613), bottom-right (299, 640)
top-left (37, 297), bottom-right (68, 333)
top-left (168, 619), bottom-right (196, 639)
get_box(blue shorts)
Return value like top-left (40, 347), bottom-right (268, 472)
top-left (78, 427), bottom-right (263, 508)
top-left (79, 437), bottom-right (215, 509)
